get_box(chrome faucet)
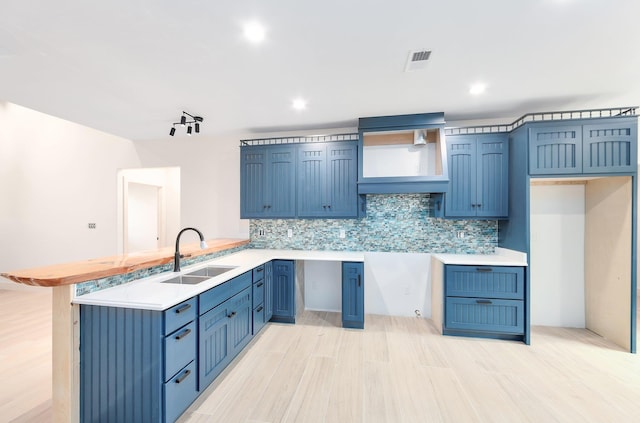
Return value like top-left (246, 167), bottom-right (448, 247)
top-left (174, 227), bottom-right (208, 272)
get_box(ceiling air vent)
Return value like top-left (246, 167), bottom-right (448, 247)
top-left (405, 49), bottom-right (432, 72)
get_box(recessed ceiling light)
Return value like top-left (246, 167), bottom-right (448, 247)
top-left (292, 98), bottom-right (307, 111)
top-left (469, 83), bottom-right (487, 95)
top-left (243, 21), bottom-right (266, 44)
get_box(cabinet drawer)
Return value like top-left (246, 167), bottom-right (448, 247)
top-left (165, 297), bottom-right (197, 335)
top-left (445, 265), bottom-right (524, 300)
top-left (253, 279), bottom-right (265, 306)
top-left (164, 320), bottom-right (196, 382)
top-left (253, 264), bottom-right (265, 282)
top-left (200, 271), bottom-right (252, 315)
top-left (445, 297), bottom-right (524, 334)
top-left (253, 304), bottom-right (266, 335)
top-left (164, 360), bottom-right (198, 423)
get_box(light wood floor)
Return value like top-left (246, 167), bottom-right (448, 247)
top-left (3, 289), bottom-right (640, 422)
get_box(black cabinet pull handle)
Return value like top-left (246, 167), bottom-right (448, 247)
top-left (227, 311), bottom-right (237, 318)
top-left (175, 369), bottom-right (191, 384)
top-left (475, 267), bottom-right (493, 272)
top-left (471, 204), bottom-right (477, 208)
top-left (256, 268), bottom-right (264, 273)
top-left (256, 306), bottom-right (264, 312)
top-left (476, 299), bottom-right (492, 304)
top-left (175, 328), bottom-right (191, 340)
top-left (477, 204), bottom-right (482, 207)
top-left (256, 282), bottom-right (264, 287)
top-left (357, 274), bottom-right (362, 287)
top-left (175, 303), bottom-right (191, 314)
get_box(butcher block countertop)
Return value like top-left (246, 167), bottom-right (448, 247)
top-left (0, 238), bottom-right (249, 287)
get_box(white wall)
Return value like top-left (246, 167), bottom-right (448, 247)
top-left (0, 102), bottom-right (141, 284)
top-left (530, 184), bottom-right (586, 327)
top-left (133, 135), bottom-right (248, 240)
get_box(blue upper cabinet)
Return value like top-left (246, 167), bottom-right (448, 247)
top-left (529, 125), bottom-right (583, 175)
top-left (358, 113), bottom-right (449, 194)
top-left (446, 134), bottom-right (508, 218)
top-left (528, 118), bottom-right (637, 176)
top-left (240, 145), bottom-right (296, 218)
top-left (583, 121), bottom-right (637, 174)
top-left (297, 142), bottom-right (358, 217)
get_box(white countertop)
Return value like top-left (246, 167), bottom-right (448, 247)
top-left (73, 249), bottom-right (365, 311)
top-left (432, 247), bottom-right (528, 266)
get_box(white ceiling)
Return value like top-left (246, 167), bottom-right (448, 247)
top-left (1, 0), bottom-right (639, 141)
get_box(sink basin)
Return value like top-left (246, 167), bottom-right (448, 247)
top-left (161, 275), bottom-right (211, 285)
top-left (184, 266), bottom-right (237, 278)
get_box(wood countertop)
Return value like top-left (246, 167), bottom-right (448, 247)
top-left (0, 238), bottom-right (250, 287)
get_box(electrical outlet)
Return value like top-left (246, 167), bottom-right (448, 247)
top-left (457, 231), bottom-right (465, 239)
top-left (88, 223), bottom-right (96, 229)
top-left (287, 229), bottom-right (293, 238)
top-left (339, 229), bottom-right (346, 239)
top-left (257, 229), bottom-right (265, 237)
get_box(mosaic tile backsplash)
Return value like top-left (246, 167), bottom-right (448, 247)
top-left (250, 194), bottom-right (497, 254)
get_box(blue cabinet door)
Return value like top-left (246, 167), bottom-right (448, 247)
top-left (271, 260), bottom-right (295, 323)
top-left (476, 135), bottom-right (508, 217)
top-left (342, 262), bottom-right (364, 329)
top-left (228, 287), bottom-right (253, 357)
top-left (265, 146), bottom-right (296, 217)
top-left (446, 135), bottom-right (477, 217)
top-left (445, 297), bottom-right (524, 334)
top-left (297, 144), bottom-right (327, 216)
top-left (240, 147), bottom-right (267, 218)
top-left (199, 299), bottom-right (233, 389)
top-left (583, 122), bottom-right (637, 174)
top-left (326, 143), bottom-right (358, 217)
top-left (264, 261), bottom-right (274, 322)
top-left (529, 125), bottom-right (582, 175)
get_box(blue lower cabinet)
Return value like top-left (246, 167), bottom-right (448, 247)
top-left (271, 260), bottom-right (295, 323)
top-left (164, 361), bottom-right (198, 423)
top-left (80, 300), bottom-right (197, 423)
top-left (443, 264), bottom-right (527, 342)
top-left (228, 287), bottom-right (253, 355)
top-left (264, 261), bottom-right (274, 322)
top-left (253, 304), bottom-right (266, 334)
top-left (342, 262), bottom-right (364, 329)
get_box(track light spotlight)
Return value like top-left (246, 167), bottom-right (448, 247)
top-left (169, 111), bottom-right (204, 137)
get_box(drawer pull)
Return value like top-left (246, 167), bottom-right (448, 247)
top-left (256, 306), bottom-right (264, 312)
top-left (175, 303), bottom-right (192, 314)
top-left (476, 299), bottom-right (493, 305)
top-left (357, 274), bottom-right (362, 287)
top-left (256, 282), bottom-right (264, 288)
top-left (175, 328), bottom-right (191, 340)
top-left (256, 268), bottom-right (264, 273)
top-left (227, 311), bottom-right (237, 318)
top-left (175, 369), bottom-right (191, 384)
top-left (475, 268), bottom-right (493, 272)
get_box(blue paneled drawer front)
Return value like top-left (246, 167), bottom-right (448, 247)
top-left (253, 264), bottom-right (265, 281)
top-left (164, 320), bottom-right (197, 381)
top-left (164, 360), bottom-right (197, 423)
top-left (199, 271), bottom-right (252, 315)
top-left (445, 265), bottom-right (524, 300)
top-left (165, 297), bottom-right (197, 335)
top-left (445, 297), bottom-right (524, 334)
top-left (253, 278), bottom-right (265, 306)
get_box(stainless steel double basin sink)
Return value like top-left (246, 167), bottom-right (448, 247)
top-left (162, 266), bottom-right (237, 285)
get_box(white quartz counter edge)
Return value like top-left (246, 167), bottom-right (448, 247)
top-left (73, 249), bottom-right (365, 311)
top-left (432, 247), bottom-right (528, 266)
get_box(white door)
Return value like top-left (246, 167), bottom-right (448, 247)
top-left (127, 182), bottom-right (160, 252)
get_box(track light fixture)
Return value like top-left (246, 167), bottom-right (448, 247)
top-left (169, 111), bottom-right (204, 136)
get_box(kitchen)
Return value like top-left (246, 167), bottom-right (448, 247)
top-left (2, 1), bottom-right (640, 422)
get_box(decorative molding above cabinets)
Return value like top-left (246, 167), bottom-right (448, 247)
top-left (357, 112), bottom-right (449, 194)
